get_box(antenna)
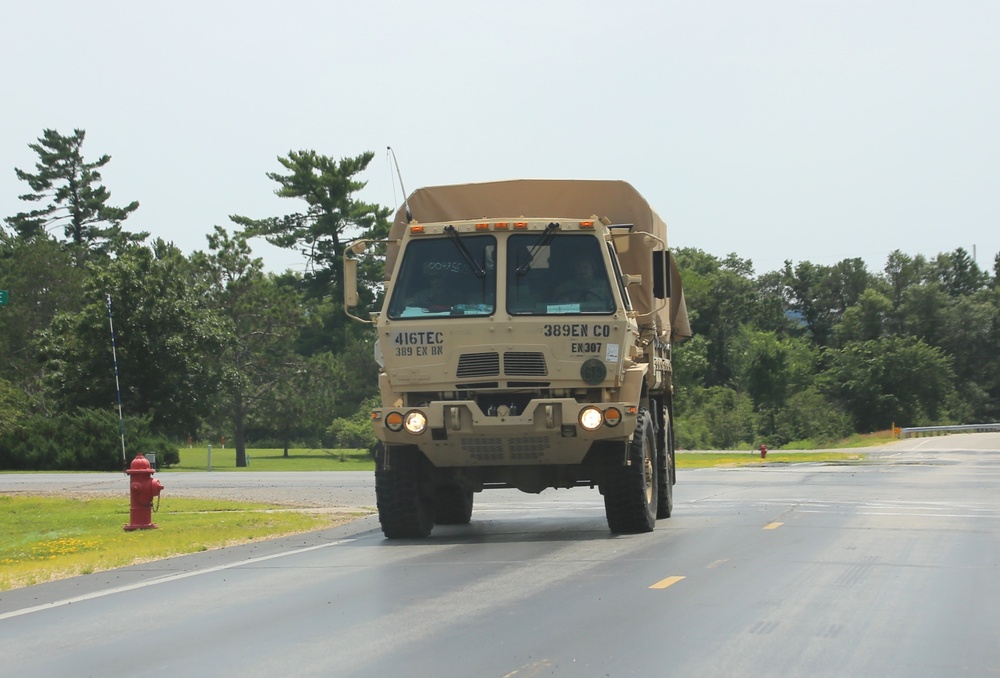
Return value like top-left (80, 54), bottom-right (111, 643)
top-left (106, 294), bottom-right (128, 473)
top-left (387, 146), bottom-right (412, 223)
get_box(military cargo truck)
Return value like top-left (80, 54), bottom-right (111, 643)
top-left (344, 179), bottom-right (690, 538)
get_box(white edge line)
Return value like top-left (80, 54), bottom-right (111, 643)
top-left (0, 538), bottom-right (355, 622)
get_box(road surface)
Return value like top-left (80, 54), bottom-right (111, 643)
top-left (1, 434), bottom-right (998, 676)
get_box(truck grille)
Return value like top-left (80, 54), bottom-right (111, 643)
top-left (461, 436), bottom-right (549, 462)
top-left (456, 351), bottom-right (548, 380)
top-left (457, 352), bottom-right (500, 378)
top-left (503, 352), bottom-right (548, 376)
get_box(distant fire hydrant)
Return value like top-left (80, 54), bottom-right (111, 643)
top-left (760, 444), bottom-right (768, 459)
top-left (124, 453), bottom-right (164, 531)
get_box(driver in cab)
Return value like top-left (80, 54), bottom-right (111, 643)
top-left (555, 257), bottom-right (613, 308)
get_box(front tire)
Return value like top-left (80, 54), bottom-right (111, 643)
top-left (602, 408), bottom-right (658, 534)
top-left (434, 485), bottom-right (474, 525)
top-left (375, 444), bottom-right (435, 538)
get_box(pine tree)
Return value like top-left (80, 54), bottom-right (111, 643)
top-left (4, 129), bottom-right (144, 263)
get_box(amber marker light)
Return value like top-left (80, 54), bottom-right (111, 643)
top-left (604, 407), bottom-right (622, 427)
top-left (579, 221), bottom-right (595, 229)
top-left (385, 411), bottom-right (404, 432)
top-left (514, 222), bottom-right (528, 229)
top-left (409, 225), bottom-right (425, 234)
top-left (476, 222), bottom-right (490, 230)
top-left (494, 222), bottom-right (509, 230)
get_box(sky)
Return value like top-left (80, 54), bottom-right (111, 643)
top-left (2, 0), bottom-right (998, 277)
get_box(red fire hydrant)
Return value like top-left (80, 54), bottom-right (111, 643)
top-left (760, 444), bottom-right (768, 459)
top-left (124, 453), bottom-right (164, 531)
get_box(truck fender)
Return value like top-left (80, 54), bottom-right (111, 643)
top-left (620, 364), bottom-right (648, 407)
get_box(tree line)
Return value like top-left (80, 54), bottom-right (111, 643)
top-left (673, 246), bottom-right (1000, 448)
top-left (1, 129), bottom-right (998, 468)
top-left (0, 129), bottom-right (389, 469)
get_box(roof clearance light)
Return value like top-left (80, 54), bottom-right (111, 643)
top-left (404, 410), bottom-right (428, 435)
top-left (409, 225), bottom-right (425, 234)
top-left (494, 222), bottom-right (509, 230)
top-left (385, 411), bottom-right (404, 432)
top-left (604, 407), bottom-right (622, 427)
top-left (579, 406), bottom-right (604, 431)
top-left (475, 222), bottom-right (489, 230)
top-left (514, 222), bottom-right (528, 229)
top-left (371, 411), bottom-right (382, 421)
top-left (579, 221), bottom-right (595, 228)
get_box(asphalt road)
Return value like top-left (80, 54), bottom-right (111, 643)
top-left (2, 434), bottom-right (999, 677)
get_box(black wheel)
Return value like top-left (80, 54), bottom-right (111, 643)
top-left (602, 407), bottom-right (658, 534)
top-left (434, 485), bottom-right (474, 525)
top-left (656, 410), bottom-right (674, 520)
top-left (374, 444), bottom-right (435, 538)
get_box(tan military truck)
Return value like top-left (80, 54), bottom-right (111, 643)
top-left (344, 179), bottom-right (690, 538)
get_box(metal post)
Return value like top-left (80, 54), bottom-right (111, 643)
top-left (106, 294), bottom-right (127, 473)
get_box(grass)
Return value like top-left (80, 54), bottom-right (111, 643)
top-left (676, 451), bottom-right (866, 469)
top-left (167, 447), bottom-right (375, 472)
top-left (0, 495), bottom-right (364, 592)
top-left (780, 429), bottom-right (898, 450)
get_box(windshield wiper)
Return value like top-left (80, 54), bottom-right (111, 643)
top-left (516, 222), bottom-right (559, 276)
top-left (444, 225), bottom-right (486, 279)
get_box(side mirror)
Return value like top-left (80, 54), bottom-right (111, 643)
top-left (621, 273), bottom-right (643, 287)
top-left (344, 257), bottom-right (359, 308)
top-left (652, 250), bottom-right (671, 299)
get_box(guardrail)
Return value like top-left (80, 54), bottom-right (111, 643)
top-left (899, 423), bottom-right (1000, 438)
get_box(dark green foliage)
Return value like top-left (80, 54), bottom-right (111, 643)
top-left (230, 149), bottom-right (392, 354)
top-left (36, 241), bottom-right (225, 436)
top-left (4, 129), bottom-right (145, 264)
top-left (327, 395), bottom-right (379, 452)
top-left (674, 245), bottom-right (999, 448)
top-left (822, 337), bottom-right (956, 432)
top-left (0, 408), bottom-right (178, 471)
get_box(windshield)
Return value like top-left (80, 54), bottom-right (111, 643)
top-left (507, 234), bottom-right (615, 315)
top-left (387, 236), bottom-right (497, 319)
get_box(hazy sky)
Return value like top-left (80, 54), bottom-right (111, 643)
top-left (3, 1), bottom-right (998, 276)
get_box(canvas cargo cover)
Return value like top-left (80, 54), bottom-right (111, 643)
top-left (387, 179), bottom-right (690, 340)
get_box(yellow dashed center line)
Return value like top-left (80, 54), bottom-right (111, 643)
top-left (764, 522), bottom-right (783, 530)
top-left (649, 575), bottom-right (686, 589)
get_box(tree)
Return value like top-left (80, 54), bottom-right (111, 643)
top-left (198, 227), bottom-right (315, 467)
top-left (230, 150), bottom-right (391, 279)
top-left (821, 337), bottom-right (956, 432)
top-left (36, 241), bottom-right (226, 435)
top-left (0, 233), bottom-right (85, 401)
top-left (835, 287), bottom-right (893, 344)
top-left (4, 129), bottom-right (144, 264)
top-left (931, 247), bottom-right (988, 297)
top-left (230, 149), bottom-right (392, 354)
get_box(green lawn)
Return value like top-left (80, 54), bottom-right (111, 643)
top-left (166, 446), bottom-right (375, 472)
top-left (168, 445), bottom-right (868, 472)
top-left (0, 494), bottom-right (364, 591)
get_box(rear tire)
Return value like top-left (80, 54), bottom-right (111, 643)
top-left (375, 444), bottom-right (435, 538)
top-left (434, 485), bottom-right (474, 525)
top-left (656, 410), bottom-right (674, 519)
top-left (602, 408), bottom-right (657, 534)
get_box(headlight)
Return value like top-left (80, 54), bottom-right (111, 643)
top-left (385, 412), bottom-right (404, 432)
top-left (404, 410), bottom-right (428, 434)
top-left (579, 406), bottom-right (604, 431)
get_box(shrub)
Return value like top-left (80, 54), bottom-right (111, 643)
top-left (0, 408), bottom-right (178, 471)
